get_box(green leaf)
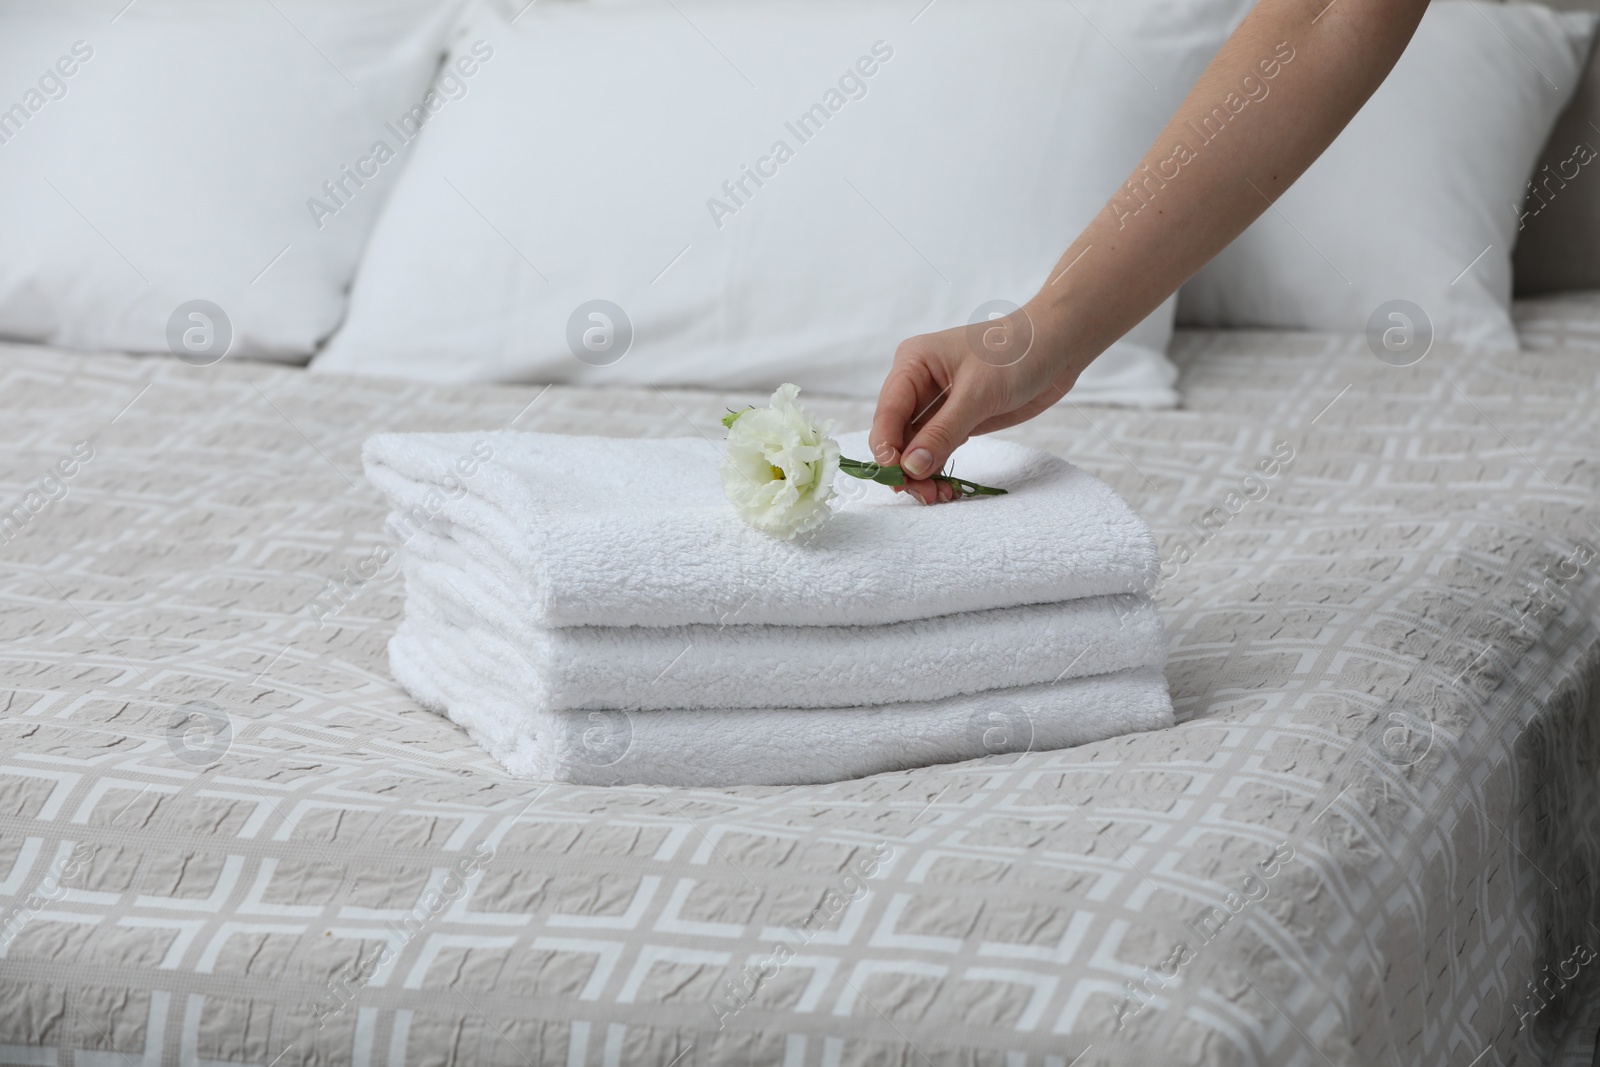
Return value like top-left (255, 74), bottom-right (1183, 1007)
top-left (838, 455), bottom-right (1006, 495)
top-left (839, 458), bottom-right (906, 486)
top-left (872, 466), bottom-right (906, 487)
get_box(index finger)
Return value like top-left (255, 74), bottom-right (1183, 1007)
top-left (869, 359), bottom-right (928, 467)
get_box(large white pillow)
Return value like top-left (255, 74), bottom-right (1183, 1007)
top-left (0, 0), bottom-right (461, 363)
top-left (1178, 1), bottom-right (1597, 349)
top-left (314, 0), bottom-right (1253, 406)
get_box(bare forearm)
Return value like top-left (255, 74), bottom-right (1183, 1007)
top-left (870, 0), bottom-right (1432, 496)
top-left (1028, 0), bottom-right (1430, 381)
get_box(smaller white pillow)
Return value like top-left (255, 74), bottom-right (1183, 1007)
top-left (316, 0), bottom-right (1257, 406)
top-left (1178, 1), bottom-right (1598, 349)
top-left (0, 0), bottom-right (460, 362)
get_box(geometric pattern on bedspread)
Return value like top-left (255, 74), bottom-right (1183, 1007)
top-left (0, 293), bottom-right (1597, 1066)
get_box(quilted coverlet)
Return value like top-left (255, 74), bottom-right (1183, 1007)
top-left (0, 297), bottom-right (1598, 1066)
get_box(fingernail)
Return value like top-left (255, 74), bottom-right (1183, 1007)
top-left (904, 448), bottom-right (933, 479)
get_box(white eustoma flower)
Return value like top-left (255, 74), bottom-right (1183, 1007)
top-left (721, 384), bottom-right (842, 539)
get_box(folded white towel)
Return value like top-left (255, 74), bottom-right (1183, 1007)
top-left (400, 527), bottom-right (1167, 712)
top-left (363, 430), bottom-right (1159, 628)
top-left (390, 616), bottom-right (1174, 787)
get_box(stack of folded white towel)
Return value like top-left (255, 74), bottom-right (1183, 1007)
top-left (363, 429), bottom-right (1171, 787)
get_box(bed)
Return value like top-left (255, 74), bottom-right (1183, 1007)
top-left (1, 290), bottom-right (1596, 1066)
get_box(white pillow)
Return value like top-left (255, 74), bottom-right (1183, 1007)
top-left (0, 0), bottom-right (461, 363)
top-left (315, 0), bottom-right (1253, 406)
top-left (1178, 1), bottom-right (1597, 349)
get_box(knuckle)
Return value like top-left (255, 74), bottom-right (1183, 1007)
top-left (963, 376), bottom-right (1010, 416)
top-left (918, 422), bottom-right (958, 454)
top-left (893, 338), bottom-right (925, 365)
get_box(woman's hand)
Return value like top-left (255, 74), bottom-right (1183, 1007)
top-left (868, 0), bottom-right (1430, 505)
top-left (869, 301), bottom-right (1083, 505)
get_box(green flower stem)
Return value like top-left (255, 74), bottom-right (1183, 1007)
top-left (839, 456), bottom-right (1007, 497)
top-left (723, 408), bottom-right (1008, 496)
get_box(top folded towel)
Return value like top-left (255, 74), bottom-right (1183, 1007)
top-left (362, 429), bottom-right (1158, 628)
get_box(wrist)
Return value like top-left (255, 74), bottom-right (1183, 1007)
top-left (1020, 289), bottom-right (1095, 384)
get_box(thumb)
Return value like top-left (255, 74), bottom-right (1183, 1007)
top-left (900, 390), bottom-right (983, 480)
